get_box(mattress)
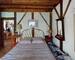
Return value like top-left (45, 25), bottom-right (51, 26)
top-left (1, 38), bottom-right (56, 60)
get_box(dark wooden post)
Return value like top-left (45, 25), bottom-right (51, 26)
top-left (0, 12), bottom-right (4, 48)
top-left (14, 12), bottom-right (16, 33)
top-left (60, 0), bottom-right (64, 51)
top-left (32, 12), bottom-right (34, 38)
top-left (50, 12), bottom-right (52, 35)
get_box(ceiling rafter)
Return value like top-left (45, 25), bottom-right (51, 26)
top-left (0, 0), bottom-right (60, 12)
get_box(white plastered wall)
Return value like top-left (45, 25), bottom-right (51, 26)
top-left (16, 12), bottom-right (50, 37)
top-left (1, 12), bottom-right (50, 38)
top-left (52, 0), bottom-right (75, 60)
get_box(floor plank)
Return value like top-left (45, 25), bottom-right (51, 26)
top-left (0, 39), bottom-right (16, 58)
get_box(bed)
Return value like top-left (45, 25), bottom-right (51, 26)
top-left (0, 37), bottom-right (56, 60)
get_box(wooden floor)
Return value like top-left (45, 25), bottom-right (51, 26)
top-left (0, 38), bottom-right (56, 60)
top-left (0, 39), bottom-right (16, 58)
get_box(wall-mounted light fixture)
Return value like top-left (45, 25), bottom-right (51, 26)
top-left (55, 18), bottom-right (65, 41)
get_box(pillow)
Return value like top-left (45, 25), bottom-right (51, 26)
top-left (64, 55), bottom-right (72, 60)
top-left (56, 55), bottom-right (64, 60)
top-left (32, 40), bottom-right (44, 43)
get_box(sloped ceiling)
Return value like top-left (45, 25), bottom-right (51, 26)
top-left (0, 0), bottom-right (60, 12)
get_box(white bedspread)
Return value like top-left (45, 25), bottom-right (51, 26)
top-left (1, 38), bottom-right (56, 60)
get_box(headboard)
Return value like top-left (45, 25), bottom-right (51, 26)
top-left (21, 28), bottom-right (45, 39)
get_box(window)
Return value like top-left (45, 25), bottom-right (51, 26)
top-left (28, 20), bottom-right (38, 28)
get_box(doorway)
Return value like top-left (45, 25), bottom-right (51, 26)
top-left (1, 12), bottom-right (16, 50)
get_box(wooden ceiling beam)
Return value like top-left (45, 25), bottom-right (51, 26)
top-left (0, 0), bottom-right (60, 12)
top-left (0, 8), bottom-right (51, 12)
top-left (63, 0), bottom-right (71, 17)
top-left (0, 0), bottom-right (59, 5)
top-left (39, 13), bottom-right (49, 27)
top-left (18, 13), bottom-right (27, 24)
top-left (54, 7), bottom-right (60, 18)
top-left (0, 5), bottom-right (53, 9)
top-left (0, 4), bottom-right (52, 12)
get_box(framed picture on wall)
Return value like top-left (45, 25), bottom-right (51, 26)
top-left (28, 19), bottom-right (38, 28)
